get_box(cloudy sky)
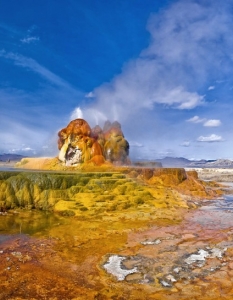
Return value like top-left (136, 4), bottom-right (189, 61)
top-left (1, 0), bottom-right (233, 160)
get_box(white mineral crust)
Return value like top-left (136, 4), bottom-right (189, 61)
top-left (103, 255), bottom-right (138, 281)
top-left (184, 248), bottom-right (227, 265)
top-left (184, 249), bottom-right (209, 265)
top-left (209, 247), bottom-right (227, 258)
top-left (141, 239), bottom-right (161, 245)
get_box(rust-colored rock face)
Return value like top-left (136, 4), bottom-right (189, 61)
top-left (58, 119), bottom-right (91, 150)
top-left (58, 119), bottom-right (130, 166)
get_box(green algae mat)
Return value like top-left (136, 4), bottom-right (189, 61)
top-left (0, 171), bottom-right (188, 218)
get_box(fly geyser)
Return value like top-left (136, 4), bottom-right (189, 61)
top-left (2, 120), bottom-right (230, 300)
top-left (58, 119), bottom-right (130, 166)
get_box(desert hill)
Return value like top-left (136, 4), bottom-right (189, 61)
top-left (155, 157), bottom-right (233, 168)
top-left (0, 153), bottom-right (26, 162)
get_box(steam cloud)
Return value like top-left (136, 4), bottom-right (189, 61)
top-left (72, 0), bottom-right (233, 129)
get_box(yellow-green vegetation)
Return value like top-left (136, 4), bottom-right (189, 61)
top-left (0, 167), bottom-right (223, 230)
top-left (0, 170), bottom-right (189, 220)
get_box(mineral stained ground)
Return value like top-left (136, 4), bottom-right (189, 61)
top-left (0, 163), bottom-right (233, 300)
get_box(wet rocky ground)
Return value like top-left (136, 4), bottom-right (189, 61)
top-left (103, 205), bottom-right (233, 299)
top-left (1, 168), bottom-right (233, 299)
top-left (1, 196), bottom-right (233, 299)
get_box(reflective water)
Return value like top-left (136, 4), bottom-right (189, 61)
top-left (0, 210), bottom-right (63, 236)
top-left (201, 180), bottom-right (233, 211)
top-left (189, 188), bottom-right (233, 230)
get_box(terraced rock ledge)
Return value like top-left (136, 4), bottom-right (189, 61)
top-left (0, 167), bottom-right (221, 215)
top-left (0, 166), bottom-right (229, 300)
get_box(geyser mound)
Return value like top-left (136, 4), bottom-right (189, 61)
top-left (58, 118), bottom-right (130, 166)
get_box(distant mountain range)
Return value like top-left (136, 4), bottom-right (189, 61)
top-left (1, 153), bottom-right (233, 168)
top-left (134, 157), bottom-right (233, 168)
top-left (156, 157), bottom-right (233, 168)
top-left (0, 153), bottom-right (25, 162)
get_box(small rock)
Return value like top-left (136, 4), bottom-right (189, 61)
top-left (141, 239), bottom-right (161, 245)
top-left (166, 274), bottom-right (177, 282)
top-left (160, 280), bottom-right (172, 287)
top-left (173, 267), bottom-right (181, 273)
top-left (11, 251), bottom-right (22, 257)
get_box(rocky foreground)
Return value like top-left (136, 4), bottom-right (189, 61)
top-left (0, 161), bottom-right (233, 299)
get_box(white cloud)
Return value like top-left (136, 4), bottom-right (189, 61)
top-left (156, 86), bottom-right (204, 109)
top-left (0, 50), bottom-right (78, 93)
top-left (75, 0), bottom-right (233, 127)
top-left (130, 142), bottom-right (144, 148)
top-left (197, 134), bottom-right (223, 142)
top-left (187, 116), bottom-right (205, 123)
top-left (20, 25), bottom-right (40, 44)
top-left (21, 147), bottom-right (34, 151)
top-left (204, 119), bottom-right (221, 127)
top-left (20, 36), bottom-right (40, 44)
top-left (187, 116), bottom-right (221, 127)
top-left (208, 86), bottom-right (215, 90)
top-left (180, 141), bottom-right (190, 147)
top-left (9, 147), bottom-right (37, 156)
top-left (85, 92), bottom-right (95, 98)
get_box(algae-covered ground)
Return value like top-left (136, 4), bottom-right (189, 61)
top-left (0, 167), bottom-right (231, 300)
top-left (0, 169), bottom-right (196, 217)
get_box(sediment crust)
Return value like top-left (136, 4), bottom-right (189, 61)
top-left (0, 159), bottom-right (232, 299)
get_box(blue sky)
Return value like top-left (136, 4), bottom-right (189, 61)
top-left (1, 0), bottom-right (233, 160)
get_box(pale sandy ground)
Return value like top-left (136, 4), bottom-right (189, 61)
top-left (186, 167), bottom-right (233, 182)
